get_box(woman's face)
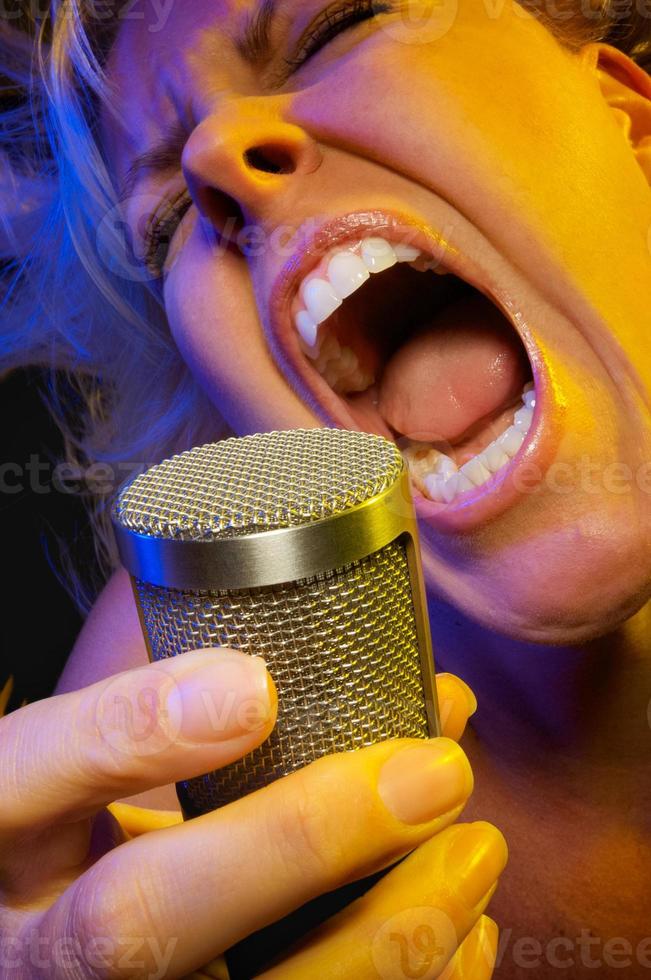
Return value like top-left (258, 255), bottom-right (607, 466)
top-left (106, 0), bottom-right (651, 644)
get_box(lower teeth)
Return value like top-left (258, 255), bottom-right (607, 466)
top-left (403, 381), bottom-right (535, 503)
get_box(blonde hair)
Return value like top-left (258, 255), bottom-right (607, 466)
top-left (1, 0), bottom-right (649, 611)
top-left (1, 3), bottom-right (228, 610)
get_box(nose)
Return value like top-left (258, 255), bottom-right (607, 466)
top-left (182, 99), bottom-right (323, 232)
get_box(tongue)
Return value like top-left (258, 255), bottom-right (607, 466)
top-left (378, 292), bottom-right (530, 444)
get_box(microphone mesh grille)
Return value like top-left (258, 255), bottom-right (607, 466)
top-left (114, 428), bottom-right (404, 540)
top-left (135, 538), bottom-right (428, 815)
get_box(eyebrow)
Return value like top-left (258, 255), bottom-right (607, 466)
top-left (118, 0), bottom-right (283, 201)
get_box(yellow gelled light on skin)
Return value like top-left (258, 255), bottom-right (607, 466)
top-left (107, 801), bottom-right (183, 839)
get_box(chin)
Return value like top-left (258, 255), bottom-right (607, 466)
top-left (421, 534), bottom-right (651, 646)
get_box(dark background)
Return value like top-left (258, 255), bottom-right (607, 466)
top-left (1, 369), bottom-right (97, 712)
top-left (1, 25), bottom-right (95, 713)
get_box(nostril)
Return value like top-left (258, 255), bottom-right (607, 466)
top-left (244, 145), bottom-right (296, 175)
top-left (203, 187), bottom-right (246, 241)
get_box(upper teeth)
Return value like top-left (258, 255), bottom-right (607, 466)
top-left (294, 236), bottom-right (443, 393)
top-left (296, 237), bottom-right (445, 344)
top-left (328, 250), bottom-right (370, 298)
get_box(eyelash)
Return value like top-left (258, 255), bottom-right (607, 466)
top-left (286, 0), bottom-right (395, 70)
top-left (142, 1), bottom-right (393, 274)
top-left (142, 189), bottom-right (193, 277)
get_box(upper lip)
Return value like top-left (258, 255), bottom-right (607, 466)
top-left (269, 209), bottom-right (464, 336)
top-left (268, 206), bottom-right (532, 404)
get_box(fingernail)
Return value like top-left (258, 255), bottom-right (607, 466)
top-left (167, 648), bottom-right (275, 742)
top-left (377, 738), bottom-right (474, 825)
top-left (445, 822), bottom-right (508, 909)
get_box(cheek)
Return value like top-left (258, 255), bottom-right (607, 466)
top-left (163, 233), bottom-right (321, 434)
top-left (289, 11), bottom-right (560, 185)
top-left (289, 11), bottom-right (618, 259)
top-left (164, 240), bottom-right (247, 372)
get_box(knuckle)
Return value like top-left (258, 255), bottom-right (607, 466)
top-left (0, 707), bottom-right (69, 839)
top-left (269, 758), bottom-right (346, 888)
top-left (65, 873), bottom-right (120, 968)
top-left (35, 885), bottom-right (109, 980)
top-left (60, 861), bottom-right (164, 977)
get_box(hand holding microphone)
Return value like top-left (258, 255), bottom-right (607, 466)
top-left (0, 646), bottom-right (498, 978)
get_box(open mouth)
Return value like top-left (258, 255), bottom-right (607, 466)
top-left (285, 230), bottom-right (536, 506)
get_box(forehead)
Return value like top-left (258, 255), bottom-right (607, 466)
top-left (111, 0), bottom-right (255, 62)
top-left (112, 0), bottom-right (252, 60)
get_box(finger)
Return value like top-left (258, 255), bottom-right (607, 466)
top-left (438, 916), bottom-right (499, 980)
top-left (0, 648), bottom-right (277, 839)
top-left (257, 823), bottom-right (506, 980)
top-left (107, 803), bottom-right (184, 839)
top-left (37, 737), bottom-right (475, 978)
top-left (435, 673), bottom-right (477, 742)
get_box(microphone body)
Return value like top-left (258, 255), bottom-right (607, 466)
top-left (112, 428), bottom-right (440, 977)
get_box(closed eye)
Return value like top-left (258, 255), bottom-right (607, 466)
top-left (142, 190), bottom-right (193, 278)
top-left (286, 0), bottom-right (395, 71)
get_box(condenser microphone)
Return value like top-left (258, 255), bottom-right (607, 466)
top-left (111, 427), bottom-right (440, 978)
